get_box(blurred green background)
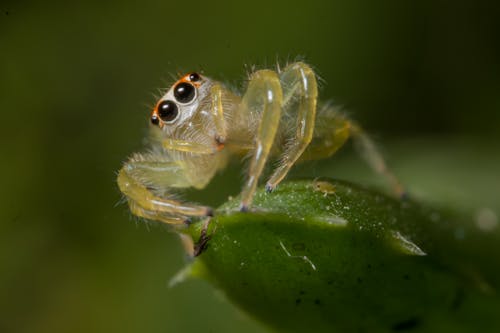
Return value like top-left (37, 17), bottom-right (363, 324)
top-left (1, 1), bottom-right (499, 332)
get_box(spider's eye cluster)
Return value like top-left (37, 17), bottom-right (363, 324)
top-left (151, 72), bottom-right (201, 127)
top-left (174, 82), bottom-right (196, 103)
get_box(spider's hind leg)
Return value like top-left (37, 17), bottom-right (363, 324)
top-left (349, 123), bottom-right (407, 199)
top-left (301, 108), bottom-right (407, 199)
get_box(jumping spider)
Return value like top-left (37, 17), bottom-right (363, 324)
top-left (118, 62), bottom-right (404, 226)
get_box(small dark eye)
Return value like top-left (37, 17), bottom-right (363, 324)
top-left (157, 100), bottom-right (178, 122)
top-left (189, 72), bottom-right (201, 82)
top-left (151, 114), bottom-right (160, 125)
top-left (174, 82), bottom-right (196, 103)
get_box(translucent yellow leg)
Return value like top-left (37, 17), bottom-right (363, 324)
top-left (239, 70), bottom-right (283, 210)
top-left (350, 123), bottom-right (406, 198)
top-left (299, 106), bottom-right (406, 198)
top-left (266, 62), bottom-right (318, 191)
top-left (127, 199), bottom-right (187, 225)
top-left (117, 167), bottom-right (212, 223)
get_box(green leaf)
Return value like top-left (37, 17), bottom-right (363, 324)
top-left (182, 179), bottom-right (500, 333)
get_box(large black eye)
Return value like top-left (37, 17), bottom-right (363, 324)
top-left (157, 100), bottom-right (178, 122)
top-left (174, 82), bottom-right (196, 103)
top-left (189, 72), bottom-right (201, 82)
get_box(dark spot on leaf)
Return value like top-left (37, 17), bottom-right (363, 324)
top-left (357, 277), bottom-right (363, 284)
top-left (327, 280), bottom-right (333, 285)
top-left (367, 264), bottom-right (372, 269)
top-left (403, 274), bottom-right (410, 280)
top-left (391, 317), bottom-right (421, 331)
top-left (314, 299), bottom-right (322, 306)
top-left (295, 298), bottom-right (301, 305)
top-left (299, 290), bottom-right (305, 295)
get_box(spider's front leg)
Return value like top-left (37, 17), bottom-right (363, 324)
top-left (239, 70), bottom-right (284, 210)
top-left (117, 154), bottom-right (213, 225)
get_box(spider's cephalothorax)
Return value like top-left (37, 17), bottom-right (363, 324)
top-left (118, 62), bottom-right (404, 226)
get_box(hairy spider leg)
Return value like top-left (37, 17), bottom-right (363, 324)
top-left (349, 123), bottom-right (406, 198)
top-left (299, 107), bottom-right (406, 198)
top-left (266, 62), bottom-right (318, 191)
top-left (127, 199), bottom-right (187, 225)
top-left (117, 157), bottom-right (213, 225)
top-left (239, 70), bottom-right (283, 210)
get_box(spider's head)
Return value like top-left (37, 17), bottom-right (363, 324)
top-left (151, 72), bottom-right (211, 130)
